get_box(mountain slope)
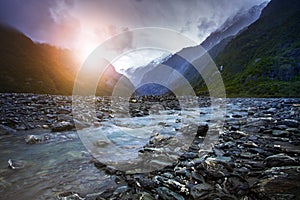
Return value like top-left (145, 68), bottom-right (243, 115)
top-left (135, 2), bottom-right (268, 96)
top-left (0, 24), bottom-right (77, 94)
top-left (0, 24), bottom-right (133, 96)
top-left (215, 0), bottom-right (300, 97)
top-left (202, 1), bottom-right (268, 52)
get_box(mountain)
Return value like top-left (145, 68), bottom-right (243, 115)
top-left (202, 1), bottom-right (269, 52)
top-left (134, 2), bottom-right (268, 96)
top-left (215, 0), bottom-right (300, 97)
top-left (124, 53), bottom-right (172, 86)
top-left (0, 24), bottom-right (133, 96)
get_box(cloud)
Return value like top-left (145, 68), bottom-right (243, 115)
top-left (0, 0), bottom-right (267, 48)
top-left (197, 17), bottom-right (217, 39)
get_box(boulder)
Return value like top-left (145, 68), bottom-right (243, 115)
top-left (51, 121), bottom-right (74, 132)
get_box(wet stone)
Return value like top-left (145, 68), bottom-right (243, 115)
top-left (51, 121), bottom-right (74, 132)
top-left (1, 95), bottom-right (300, 199)
top-left (190, 183), bottom-right (213, 199)
top-left (156, 187), bottom-right (184, 200)
top-left (25, 134), bottom-right (42, 144)
top-left (265, 153), bottom-right (299, 167)
top-left (132, 192), bottom-right (155, 200)
top-left (8, 159), bottom-right (25, 169)
top-left (272, 129), bottom-right (289, 137)
top-left (251, 166), bottom-right (300, 199)
top-left (278, 119), bottom-right (299, 128)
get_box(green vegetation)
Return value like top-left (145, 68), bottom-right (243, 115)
top-left (0, 24), bottom-right (133, 96)
top-left (0, 24), bottom-right (78, 95)
top-left (214, 0), bottom-right (300, 97)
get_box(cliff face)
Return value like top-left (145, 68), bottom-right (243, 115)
top-left (0, 24), bottom-right (134, 96)
top-left (202, 1), bottom-right (268, 52)
top-left (215, 0), bottom-right (300, 97)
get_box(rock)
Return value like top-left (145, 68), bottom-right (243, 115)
top-left (136, 177), bottom-right (157, 190)
top-left (272, 130), bottom-right (289, 137)
top-left (266, 107), bottom-right (276, 113)
top-left (196, 124), bottom-right (209, 137)
top-left (241, 119), bottom-right (266, 133)
top-left (51, 121), bottom-right (74, 132)
top-left (91, 159), bottom-right (106, 169)
top-left (265, 153), bottom-right (299, 167)
top-left (180, 152), bottom-right (198, 160)
top-left (229, 125), bottom-right (240, 131)
top-left (163, 179), bottom-right (188, 194)
top-left (113, 185), bottom-right (129, 195)
top-left (25, 134), bottom-right (42, 144)
top-left (8, 159), bottom-right (25, 169)
top-left (206, 156), bottom-right (232, 163)
top-left (42, 124), bottom-right (49, 129)
top-left (149, 133), bottom-right (164, 145)
top-left (191, 171), bottom-right (205, 183)
top-left (58, 107), bottom-right (71, 114)
top-left (251, 166), bottom-right (300, 199)
top-left (105, 166), bottom-right (117, 175)
top-left (57, 191), bottom-right (84, 200)
top-left (224, 176), bottom-right (249, 197)
top-left (232, 114), bottom-right (243, 118)
top-left (190, 183), bottom-right (213, 199)
top-left (228, 130), bottom-right (247, 139)
top-left (278, 119), bottom-right (299, 128)
top-left (235, 166), bottom-right (250, 175)
top-left (133, 192), bottom-right (155, 200)
top-left (156, 187), bottom-right (184, 200)
top-left (277, 124), bottom-right (289, 130)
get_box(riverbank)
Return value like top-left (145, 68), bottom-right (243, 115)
top-left (0, 93), bottom-right (299, 199)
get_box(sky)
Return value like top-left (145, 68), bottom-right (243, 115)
top-left (0, 0), bottom-right (266, 69)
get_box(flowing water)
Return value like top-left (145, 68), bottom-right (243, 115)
top-left (0, 129), bottom-right (114, 199)
top-left (0, 106), bottom-right (216, 199)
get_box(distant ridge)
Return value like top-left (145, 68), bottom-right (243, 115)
top-left (0, 24), bottom-right (134, 96)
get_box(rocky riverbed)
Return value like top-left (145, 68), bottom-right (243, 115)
top-left (0, 93), bottom-right (299, 199)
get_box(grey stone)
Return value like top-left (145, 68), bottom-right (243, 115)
top-left (51, 121), bottom-right (74, 132)
top-left (265, 153), bottom-right (299, 167)
top-left (133, 192), bottom-right (155, 200)
top-left (190, 183), bottom-right (213, 199)
top-left (8, 159), bottom-right (25, 169)
top-left (272, 130), bottom-right (289, 137)
top-left (25, 134), bottom-right (42, 144)
top-left (251, 166), bottom-right (300, 199)
top-left (156, 187), bottom-right (184, 200)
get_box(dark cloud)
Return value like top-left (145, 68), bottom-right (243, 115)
top-left (0, 0), bottom-right (268, 48)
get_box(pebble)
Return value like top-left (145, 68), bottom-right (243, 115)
top-left (1, 94), bottom-right (299, 199)
top-left (8, 159), bottom-right (25, 169)
top-left (25, 134), bottom-right (42, 144)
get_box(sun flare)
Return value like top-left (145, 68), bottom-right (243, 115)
top-left (73, 29), bottom-right (101, 63)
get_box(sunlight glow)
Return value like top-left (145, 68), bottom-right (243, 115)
top-left (74, 29), bottom-right (99, 63)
